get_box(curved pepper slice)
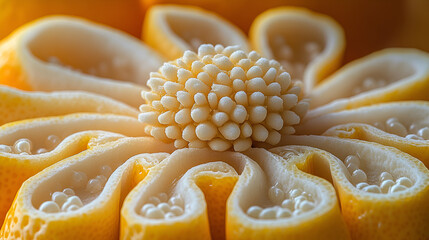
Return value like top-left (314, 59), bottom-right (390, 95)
top-left (0, 137), bottom-right (174, 239)
top-left (308, 48), bottom-right (429, 117)
top-left (0, 16), bottom-right (164, 107)
top-left (277, 135), bottom-right (429, 240)
top-left (249, 7), bottom-right (345, 93)
top-left (143, 5), bottom-right (249, 60)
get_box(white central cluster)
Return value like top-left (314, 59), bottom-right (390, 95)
top-left (139, 44), bottom-right (308, 151)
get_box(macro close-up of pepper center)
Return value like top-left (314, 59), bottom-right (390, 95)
top-left (0, 0), bottom-right (428, 239)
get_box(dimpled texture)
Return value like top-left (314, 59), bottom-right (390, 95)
top-left (139, 44), bottom-right (308, 152)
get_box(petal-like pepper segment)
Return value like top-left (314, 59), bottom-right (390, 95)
top-left (308, 48), bottom-right (429, 117)
top-left (0, 16), bottom-right (164, 107)
top-left (278, 135), bottom-right (429, 240)
top-left (0, 137), bottom-right (174, 239)
top-left (143, 5), bottom-right (249, 60)
top-left (249, 7), bottom-right (345, 93)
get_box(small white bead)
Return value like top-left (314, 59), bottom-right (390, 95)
top-left (267, 96), bottom-right (283, 112)
top-left (86, 178), bottom-right (102, 194)
top-left (158, 203), bottom-right (170, 213)
top-left (231, 105), bottom-right (247, 124)
top-left (380, 180), bottom-right (395, 193)
top-left (232, 79), bottom-right (246, 92)
top-left (170, 206), bottom-right (184, 216)
top-left (158, 111), bottom-right (175, 125)
top-left (219, 122), bottom-right (240, 141)
top-left (14, 138), bottom-right (32, 154)
top-left (345, 155), bottom-right (360, 167)
top-left (216, 72), bottom-right (231, 85)
top-left (418, 127), bottom-right (429, 140)
top-left (379, 172), bottom-right (393, 182)
top-left (363, 185), bottom-right (381, 193)
top-left (259, 207), bottom-right (277, 219)
top-left (208, 138), bottom-right (232, 151)
top-left (282, 110), bottom-right (300, 126)
top-left (234, 91), bottom-right (248, 106)
top-left (175, 109), bottom-right (192, 125)
top-left (67, 196), bottom-right (83, 207)
top-left (146, 207), bottom-right (164, 219)
top-left (352, 169), bottom-right (367, 184)
top-left (46, 135), bottom-right (60, 150)
top-left (71, 171), bottom-right (88, 189)
top-left (208, 92), bottom-right (218, 109)
top-left (195, 122), bottom-right (217, 141)
top-left (246, 206), bottom-right (262, 218)
top-left (356, 182), bottom-right (369, 190)
top-left (249, 106), bottom-right (267, 124)
top-left (266, 82), bottom-right (281, 96)
top-left (390, 184), bottom-right (407, 193)
top-left (346, 163), bottom-right (359, 173)
top-left (67, 205), bottom-right (80, 212)
top-left (289, 189), bottom-right (302, 198)
top-left (281, 199), bottom-right (294, 210)
top-left (385, 121), bottom-right (407, 137)
top-left (251, 124), bottom-right (268, 142)
top-left (266, 113), bottom-right (283, 131)
top-left (299, 200), bottom-right (314, 212)
top-left (63, 188), bottom-right (75, 196)
top-left (218, 97), bottom-right (235, 113)
top-left (263, 68), bottom-right (277, 84)
top-left (0, 144), bottom-right (12, 153)
top-left (246, 66), bottom-right (263, 79)
top-left (268, 186), bottom-right (285, 204)
top-left (233, 138), bottom-right (252, 152)
top-left (240, 122), bottom-right (253, 138)
top-left (213, 55), bottom-right (234, 71)
top-left (248, 92), bottom-right (265, 106)
top-left (246, 78), bottom-right (267, 93)
top-left (191, 107), bottom-right (210, 123)
top-left (230, 67), bottom-right (246, 80)
top-left (202, 64), bottom-right (221, 78)
top-left (139, 112), bottom-right (159, 125)
top-left (185, 78), bottom-right (210, 95)
top-left (396, 177), bottom-right (413, 188)
top-left (161, 96), bottom-right (180, 110)
top-left (193, 93), bottom-right (208, 106)
top-left (140, 203), bottom-right (155, 216)
top-left (211, 112), bottom-right (229, 127)
top-left (281, 94), bottom-right (298, 109)
top-left (197, 72), bottom-right (212, 86)
top-left (176, 91), bottom-right (193, 108)
top-left (52, 192), bottom-right (68, 206)
top-left (294, 196), bottom-right (307, 209)
top-left (276, 208), bottom-right (292, 218)
top-left (39, 201), bottom-right (60, 213)
top-left (168, 195), bottom-right (184, 207)
top-left (211, 84), bottom-right (233, 98)
top-left (266, 131), bottom-right (281, 145)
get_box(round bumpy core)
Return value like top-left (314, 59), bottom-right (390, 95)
top-left (139, 44), bottom-right (308, 151)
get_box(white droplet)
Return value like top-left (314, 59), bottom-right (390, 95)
top-left (100, 165), bottom-right (112, 177)
top-left (379, 171), bottom-right (393, 183)
top-left (289, 189), bottom-right (302, 198)
top-left (276, 208), bottom-right (292, 218)
top-left (246, 206), bottom-right (262, 218)
top-left (71, 171), bottom-right (88, 189)
top-left (86, 178), bottom-right (102, 194)
top-left (299, 200), bottom-right (314, 212)
top-left (146, 207), bottom-right (164, 219)
top-left (390, 184), bottom-right (407, 193)
top-left (39, 201), bottom-right (60, 213)
top-left (356, 182), bottom-right (369, 190)
top-left (140, 203), bottom-right (155, 216)
top-left (14, 138), bottom-right (32, 154)
top-left (380, 179), bottom-right (395, 193)
top-left (46, 135), bottom-right (61, 150)
top-left (268, 186), bottom-right (285, 204)
top-left (0, 144), bottom-right (12, 153)
top-left (396, 177), bottom-right (413, 188)
top-left (363, 185), bottom-right (381, 193)
top-left (158, 203), bottom-right (170, 213)
top-left (352, 169), bottom-right (367, 184)
top-left (148, 196), bottom-right (161, 205)
top-left (417, 127), bottom-right (429, 140)
top-left (281, 199), bottom-right (294, 210)
top-left (170, 206), bottom-right (184, 216)
top-left (52, 192), bottom-right (68, 207)
top-left (259, 207), bottom-right (277, 219)
top-left (63, 188), bottom-right (75, 196)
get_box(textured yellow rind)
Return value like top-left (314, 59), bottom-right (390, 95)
top-left (308, 49), bottom-right (429, 117)
top-left (295, 101), bottom-right (429, 168)
top-left (0, 113), bottom-right (149, 225)
top-left (0, 16), bottom-right (164, 107)
top-left (249, 7), bottom-right (345, 93)
top-left (121, 150), bottom-right (243, 240)
top-left (0, 85), bottom-right (139, 125)
top-left (278, 135), bottom-right (429, 240)
top-left (143, 5), bottom-right (249, 60)
top-left (227, 148), bottom-right (350, 240)
top-left (1, 137), bottom-right (174, 240)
